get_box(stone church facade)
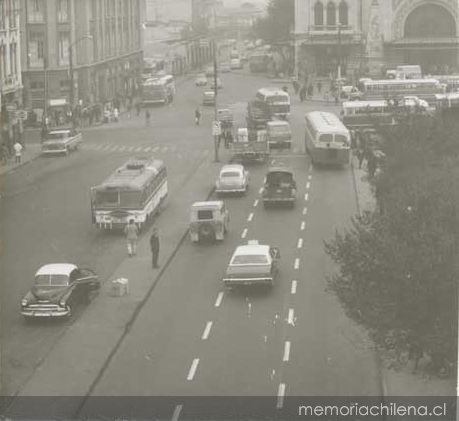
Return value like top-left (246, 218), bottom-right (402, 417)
top-left (294, 0), bottom-right (459, 79)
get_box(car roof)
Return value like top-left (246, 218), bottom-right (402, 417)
top-left (267, 120), bottom-right (289, 127)
top-left (48, 129), bottom-right (72, 134)
top-left (204, 91), bottom-right (215, 95)
top-left (233, 244), bottom-right (270, 257)
top-left (192, 201), bottom-right (224, 209)
top-left (267, 166), bottom-right (294, 173)
top-left (36, 263), bottom-right (78, 276)
top-left (220, 164), bottom-right (243, 172)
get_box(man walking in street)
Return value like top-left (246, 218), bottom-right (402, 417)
top-left (124, 219), bottom-right (139, 257)
top-left (150, 227), bottom-right (160, 269)
top-left (13, 141), bottom-right (23, 164)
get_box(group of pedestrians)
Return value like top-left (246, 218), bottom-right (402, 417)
top-left (353, 131), bottom-right (379, 178)
top-left (123, 221), bottom-right (160, 269)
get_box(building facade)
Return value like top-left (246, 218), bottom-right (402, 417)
top-left (1, 0), bottom-right (23, 146)
top-left (294, 0), bottom-right (459, 79)
top-left (146, 0), bottom-right (192, 23)
top-left (20, 0), bottom-right (144, 115)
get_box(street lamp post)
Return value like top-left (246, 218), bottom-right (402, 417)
top-left (212, 37), bottom-right (219, 163)
top-left (68, 35), bottom-right (93, 110)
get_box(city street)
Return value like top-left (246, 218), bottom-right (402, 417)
top-left (1, 68), bottom-right (381, 404)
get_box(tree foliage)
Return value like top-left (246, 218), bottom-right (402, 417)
top-left (252, 0), bottom-right (294, 44)
top-left (325, 112), bottom-right (459, 374)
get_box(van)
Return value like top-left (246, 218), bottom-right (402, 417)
top-left (266, 121), bottom-right (292, 149)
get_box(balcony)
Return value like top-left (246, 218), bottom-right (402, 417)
top-left (1, 74), bottom-right (21, 93)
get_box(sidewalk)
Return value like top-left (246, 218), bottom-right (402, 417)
top-left (351, 154), bottom-right (455, 397)
top-left (10, 148), bottom-right (230, 402)
top-left (0, 143), bottom-right (41, 177)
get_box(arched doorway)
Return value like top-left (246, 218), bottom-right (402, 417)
top-left (403, 3), bottom-right (457, 72)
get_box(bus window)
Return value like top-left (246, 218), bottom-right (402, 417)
top-left (319, 134), bottom-right (333, 143)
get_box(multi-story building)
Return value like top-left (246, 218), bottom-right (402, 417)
top-left (1, 0), bottom-right (23, 145)
top-left (192, 0), bottom-right (217, 32)
top-left (20, 0), bottom-right (144, 115)
top-left (146, 0), bottom-right (192, 23)
top-left (294, 0), bottom-right (459, 79)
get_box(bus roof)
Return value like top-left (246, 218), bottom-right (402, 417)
top-left (95, 157), bottom-right (165, 191)
top-left (361, 78), bottom-right (440, 86)
top-left (342, 98), bottom-right (425, 108)
top-left (305, 111), bottom-right (349, 134)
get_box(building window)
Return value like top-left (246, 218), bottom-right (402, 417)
top-left (314, 1), bottom-right (324, 27)
top-left (28, 31), bottom-right (45, 67)
top-left (58, 32), bottom-right (70, 66)
top-left (0, 0), bottom-right (5, 30)
top-left (9, 0), bottom-right (19, 28)
top-left (57, 0), bottom-right (69, 22)
top-left (10, 42), bottom-right (17, 75)
top-left (27, 0), bottom-right (45, 23)
top-left (339, 1), bottom-right (348, 26)
top-left (0, 45), bottom-right (6, 82)
top-left (326, 2), bottom-right (336, 27)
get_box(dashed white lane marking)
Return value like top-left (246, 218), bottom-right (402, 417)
top-left (283, 341), bottom-right (291, 362)
top-left (297, 238), bottom-right (303, 249)
top-left (241, 228), bottom-right (248, 239)
top-left (144, 146), bottom-right (152, 152)
top-left (306, 181), bottom-right (311, 190)
top-left (308, 166), bottom-right (312, 174)
top-left (171, 404), bottom-right (183, 421)
top-left (294, 258), bottom-right (300, 270)
top-left (135, 146), bottom-right (143, 152)
top-left (277, 383), bottom-right (286, 409)
top-left (253, 199), bottom-right (259, 207)
top-left (187, 358), bottom-right (200, 381)
top-left (214, 292), bottom-right (224, 308)
top-left (258, 187), bottom-right (263, 194)
top-left (304, 193), bottom-right (309, 201)
top-left (202, 321), bottom-right (213, 340)
top-left (288, 308), bottom-right (295, 325)
top-left (291, 280), bottom-right (297, 295)
top-left (300, 221), bottom-right (306, 231)
top-left (119, 146), bottom-right (126, 152)
top-left (127, 146), bottom-right (135, 152)
top-left (153, 146), bottom-right (160, 152)
top-left (308, 174), bottom-right (312, 181)
top-left (247, 213), bottom-right (254, 222)
top-left (302, 207), bottom-right (308, 216)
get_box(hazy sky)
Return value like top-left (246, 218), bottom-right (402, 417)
top-left (222, 0), bottom-right (267, 7)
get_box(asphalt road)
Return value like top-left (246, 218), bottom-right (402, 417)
top-left (1, 67), bottom-right (381, 403)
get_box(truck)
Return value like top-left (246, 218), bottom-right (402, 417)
top-left (231, 127), bottom-right (269, 163)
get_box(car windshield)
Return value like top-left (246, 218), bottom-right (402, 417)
top-left (221, 171), bottom-right (240, 178)
top-left (35, 274), bottom-right (69, 287)
top-left (45, 132), bottom-right (69, 140)
top-left (266, 171), bottom-right (293, 185)
top-left (269, 125), bottom-right (289, 134)
top-left (335, 134), bottom-right (349, 144)
top-left (319, 134), bottom-right (334, 143)
top-left (232, 254), bottom-right (269, 265)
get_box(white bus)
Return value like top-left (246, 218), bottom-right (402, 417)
top-left (305, 111), bottom-right (351, 166)
top-left (341, 97), bottom-right (429, 129)
top-left (356, 78), bottom-right (444, 102)
top-left (90, 157), bottom-right (168, 230)
top-left (429, 75), bottom-right (459, 92)
top-left (255, 87), bottom-right (290, 119)
top-left (141, 76), bottom-right (174, 106)
top-left (395, 65), bottom-right (422, 79)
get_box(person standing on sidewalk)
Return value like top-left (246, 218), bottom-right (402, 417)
top-left (150, 227), bottom-right (160, 269)
top-left (124, 220), bottom-right (139, 257)
top-left (13, 141), bottom-right (23, 164)
top-left (195, 107), bottom-right (201, 126)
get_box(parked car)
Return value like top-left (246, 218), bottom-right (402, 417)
top-left (20, 264), bottom-right (99, 319)
top-left (210, 77), bottom-right (223, 90)
top-left (262, 166), bottom-right (297, 208)
top-left (195, 73), bottom-right (208, 86)
top-left (189, 201), bottom-right (229, 243)
top-left (41, 128), bottom-right (82, 156)
top-left (222, 240), bottom-right (280, 288)
top-left (230, 58), bottom-right (242, 70)
top-left (215, 164), bottom-right (249, 195)
top-left (202, 90), bottom-right (216, 106)
top-left (220, 63), bottom-right (231, 73)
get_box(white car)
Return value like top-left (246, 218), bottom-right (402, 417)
top-left (41, 128), bottom-right (82, 155)
top-left (222, 240), bottom-right (280, 288)
top-left (195, 73), bottom-right (207, 86)
top-left (215, 164), bottom-right (249, 195)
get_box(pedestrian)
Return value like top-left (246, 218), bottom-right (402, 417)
top-left (136, 102), bottom-right (141, 117)
top-left (299, 85), bottom-right (306, 102)
top-left (357, 148), bottom-right (365, 169)
top-left (145, 109), bottom-right (151, 127)
top-left (150, 227), bottom-right (160, 269)
top-left (124, 220), bottom-right (139, 257)
top-left (195, 107), bottom-right (201, 126)
top-left (127, 100), bottom-right (132, 119)
top-left (307, 84), bottom-right (313, 99)
top-left (1, 142), bottom-right (9, 164)
top-left (317, 80), bottom-right (322, 94)
top-left (367, 150), bottom-right (377, 178)
top-left (113, 107), bottom-right (119, 122)
top-left (13, 140), bottom-right (23, 164)
top-left (292, 80), bottom-right (299, 95)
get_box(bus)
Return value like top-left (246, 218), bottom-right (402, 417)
top-left (90, 157), bottom-right (168, 230)
top-left (356, 79), bottom-right (444, 102)
top-left (255, 88), bottom-right (290, 119)
top-left (249, 52), bottom-right (270, 72)
top-left (395, 65), bottom-right (422, 79)
top-left (141, 76), bottom-right (174, 106)
top-left (341, 97), bottom-right (429, 129)
top-left (304, 111), bottom-right (351, 166)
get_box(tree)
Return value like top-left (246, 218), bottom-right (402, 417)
top-left (325, 112), bottom-right (459, 375)
top-left (252, 0), bottom-right (294, 44)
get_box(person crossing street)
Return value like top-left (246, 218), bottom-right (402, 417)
top-left (150, 227), bottom-right (160, 269)
top-left (124, 220), bottom-right (139, 257)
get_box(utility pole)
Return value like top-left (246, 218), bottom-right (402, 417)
top-left (213, 37), bottom-right (219, 162)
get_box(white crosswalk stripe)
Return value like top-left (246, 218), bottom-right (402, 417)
top-left (118, 146), bottom-right (126, 152)
top-left (134, 147), bottom-right (143, 152)
top-left (127, 146), bottom-right (135, 152)
top-left (144, 147), bottom-right (152, 152)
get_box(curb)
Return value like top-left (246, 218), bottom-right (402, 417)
top-left (0, 153), bottom-right (40, 177)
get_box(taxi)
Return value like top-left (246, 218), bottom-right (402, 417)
top-left (41, 128), bottom-right (82, 155)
